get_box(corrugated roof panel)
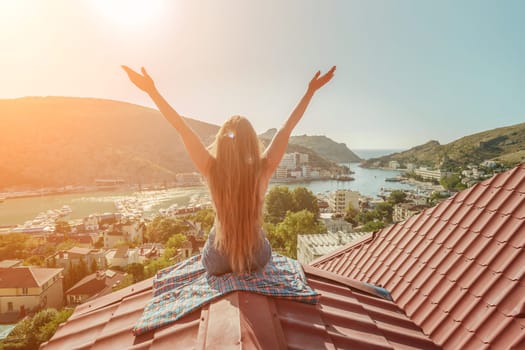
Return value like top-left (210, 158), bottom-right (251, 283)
top-left (493, 215), bottom-right (524, 245)
top-left (483, 277), bottom-right (524, 314)
top-left (490, 319), bottom-right (525, 350)
top-left (43, 266), bottom-right (439, 350)
top-left (441, 330), bottom-right (486, 350)
top-left (502, 249), bottom-right (525, 281)
top-left (489, 190), bottom-right (523, 215)
top-left (312, 164), bottom-right (525, 350)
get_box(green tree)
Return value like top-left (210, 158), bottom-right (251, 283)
top-left (292, 187), bottom-right (319, 218)
top-left (264, 186), bottom-right (295, 224)
top-left (90, 259), bottom-right (98, 273)
top-left (361, 220), bottom-right (385, 232)
top-left (344, 203), bottom-right (359, 226)
top-left (146, 217), bottom-right (188, 243)
top-left (375, 202), bottom-right (394, 224)
top-left (440, 174), bottom-right (466, 192)
top-left (126, 262), bottom-right (145, 283)
top-left (191, 208), bottom-right (215, 233)
top-left (55, 220), bottom-right (71, 241)
top-left (272, 210), bottom-right (325, 259)
top-left (3, 308), bottom-right (73, 350)
top-left (24, 255), bottom-right (45, 267)
top-left (388, 190), bottom-right (407, 204)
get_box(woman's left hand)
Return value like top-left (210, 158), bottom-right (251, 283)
top-left (122, 65), bottom-right (156, 94)
top-left (308, 66), bottom-right (336, 93)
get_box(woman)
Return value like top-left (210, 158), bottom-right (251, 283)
top-left (122, 65), bottom-right (336, 274)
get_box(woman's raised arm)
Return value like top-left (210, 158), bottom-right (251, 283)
top-left (262, 66), bottom-right (336, 177)
top-left (122, 66), bottom-right (213, 177)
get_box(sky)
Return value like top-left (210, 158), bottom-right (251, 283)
top-left (1, 0), bottom-right (524, 150)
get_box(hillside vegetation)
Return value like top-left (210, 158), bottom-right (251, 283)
top-left (0, 97), bottom-right (219, 189)
top-left (0, 97), bottom-right (351, 190)
top-left (260, 129), bottom-right (360, 163)
top-left (362, 122), bottom-right (525, 169)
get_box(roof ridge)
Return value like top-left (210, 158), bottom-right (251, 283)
top-left (26, 265), bottom-right (41, 287)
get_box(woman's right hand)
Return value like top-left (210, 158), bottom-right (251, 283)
top-left (122, 65), bottom-right (156, 94)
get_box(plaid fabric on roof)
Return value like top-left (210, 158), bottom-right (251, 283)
top-left (133, 253), bottom-right (320, 336)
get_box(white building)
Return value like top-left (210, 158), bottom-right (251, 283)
top-left (176, 172), bottom-right (203, 186)
top-left (415, 167), bottom-right (446, 181)
top-left (298, 153), bottom-right (309, 164)
top-left (389, 161), bottom-right (400, 169)
top-left (273, 166), bottom-right (288, 179)
top-left (329, 190), bottom-right (361, 214)
top-left (393, 203), bottom-right (427, 222)
top-left (301, 165), bottom-right (311, 178)
top-left (279, 153), bottom-right (297, 169)
top-left (320, 215), bottom-right (353, 233)
top-left (0, 267), bottom-right (64, 319)
top-left (297, 231), bottom-right (367, 264)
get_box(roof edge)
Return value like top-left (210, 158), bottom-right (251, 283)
top-left (302, 264), bottom-right (392, 301)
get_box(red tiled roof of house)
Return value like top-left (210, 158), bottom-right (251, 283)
top-left (312, 163), bottom-right (525, 349)
top-left (0, 266), bottom-right (62, 288)
top-left (66, 270), bottom-right (125, 297)
top-left (67, 247), bottom-right (94, 255)
top-left (41, 266), bottom-right (440, 350)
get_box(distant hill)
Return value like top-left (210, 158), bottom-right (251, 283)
top-left (0, 97), bottom-right (219, 189)
top-left (0, 97), bottom-right (352, 190)
top-left (260, 129), bottom-right (361, 163)
top-left (361, 122), bottom-right (525, 169)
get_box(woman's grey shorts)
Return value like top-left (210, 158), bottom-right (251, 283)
top-left (201, 227), bottom-right (272, 275)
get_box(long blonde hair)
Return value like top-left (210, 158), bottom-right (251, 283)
top-left (207, 116), bottom-right (264, 273)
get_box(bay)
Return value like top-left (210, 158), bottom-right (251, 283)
top-left (0, 164), bottom-right (415, 226)
top-left (275, 163), bottom-right (414, 197)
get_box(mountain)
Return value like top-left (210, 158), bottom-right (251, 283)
top-left (0, 97), bottom-right (219, 189)
top-left (361, 122), bottom-right (525, 169)
top-left (0, 97), bottom-right (352, 190)
top-left (259, 129), bottom-right (361, 163)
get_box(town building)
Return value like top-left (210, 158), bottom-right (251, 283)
top-left (414, 167), bottom-right (447, 181)
top-left (175, 172), bottom-right (203, 186)
top-left (320, 214), bottom-right (353, 233)
top-left (0, 260), bottom-right (22, 268)
top-left (0, 266), bottom-right (63, 322)
top-left (49, 247), bottom-right (106, 273)
top-left (297, 230), bottom-right (366, 264)
top-left (389, 160), bottom-right (400, 169)
top-left (273, 166), bottom-right (288, 179)
top-left (105, 246), bottom-right (140, 268)
top-left (279, 153), bottom-right (297, 169)
top-left (312, 164), bottom-right (525, 349)
top-left (41, 165), bottom-right (525, 350)
top-left (328, 189), bottom-right (361, 214)
top-left (65, 270), bottom-right (125, 305)
top-left (392, 203), bottom-right (427, 222)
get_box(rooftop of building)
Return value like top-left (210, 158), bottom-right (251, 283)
top-left (312, 163), bottom-right (525, 349)
top-left (0, 266), bottom-right (63, 289)
top-left (42, 163), bottom-right (525, 350)
top-left (42, 265), bottom-right (438, 350)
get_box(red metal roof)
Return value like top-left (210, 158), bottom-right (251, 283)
top-left (312, 163), bottom-right (525, 349)
top-left (41, 266), bottom-right (439, 349)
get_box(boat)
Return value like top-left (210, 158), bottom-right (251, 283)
top-left (59, 205), bottom-right (72, 216)
top-left (385, 176), bottom-right (403, 182)
top-left (335, 175), bottom-right (355, 181)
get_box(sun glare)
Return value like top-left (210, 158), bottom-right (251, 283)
top-left (93, 0), bottom-right (165, 26)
